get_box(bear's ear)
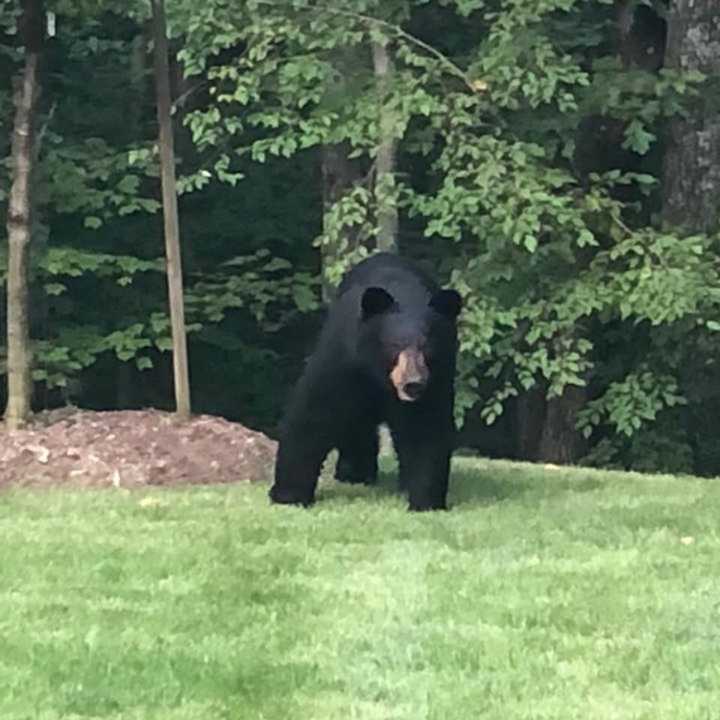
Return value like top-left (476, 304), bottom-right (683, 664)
top-left (429, 289), bottom-right (462, 319)
top-left (361, 287), bottom-right (395, 319)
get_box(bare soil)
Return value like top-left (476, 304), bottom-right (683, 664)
top-left (0, 408), bottom-right (277, 489)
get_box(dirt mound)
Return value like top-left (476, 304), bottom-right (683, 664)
top-left (0, 408), bottom-right (277, 489)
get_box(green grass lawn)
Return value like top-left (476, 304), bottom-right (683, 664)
top-left (1, 458), bottom-right (719, 720)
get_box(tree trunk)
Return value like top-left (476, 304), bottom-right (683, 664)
top-left (515, 388), bottom-right (545, 460)
top-left (662, 1), bottom-right (720, 232)
top-left (537, 386), bottom-right (587, 465)
top-left (152, 0), bottom-right (191, 419)
top-left (371, 39), bottom-right (398, 253)
top-left (4, 0), bottom-right (44, 430)
top-left (320, 143), bottom-right (363, 302)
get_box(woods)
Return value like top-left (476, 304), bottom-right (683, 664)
top-left (2, 0), bottom-right (719, 475)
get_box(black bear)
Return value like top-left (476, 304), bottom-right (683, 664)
top-left (269, 252), bottom-right (462, 511)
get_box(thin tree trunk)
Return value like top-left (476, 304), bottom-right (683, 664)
top-left (4, 0), bottom-right (44, 430)
top-left (662, 0), bottom-right (720, 232)
top-left (152, 0), bottom-right (191, 419)
top-left (320, 143), bottom-right (362, 302)
top-left (371, 39), bottom-right (398, 253)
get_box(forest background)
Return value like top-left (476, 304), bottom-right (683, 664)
top-left (1, 0), bottom-right (719, 476)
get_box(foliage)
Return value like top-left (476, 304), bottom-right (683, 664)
top-left (186, 249), bottom-right (319, 329)
top-left (1, 3), bottom-right (320, 418)
top-left (2, 0), bottom-right (719, 470)
top-left (577, 369), bottom-right (685, 439)
top-left (172, 0), bottom-right (716, 458)
top-left (1, 245), bottom-right (315, 390)
top-left (45, 138), bottom-right (161, 223)
top-left (581, 416), bottom-right (695, 475)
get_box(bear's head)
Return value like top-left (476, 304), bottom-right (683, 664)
top-left (357, 286), bottom-right (462, 402)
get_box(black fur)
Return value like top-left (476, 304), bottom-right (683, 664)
top-left (270, 253), bottom-right (462, 511)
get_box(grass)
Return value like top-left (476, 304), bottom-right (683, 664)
top-left (1, 457), bottom-right (719, 720)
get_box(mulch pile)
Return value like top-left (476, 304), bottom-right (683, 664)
top-left (0, 408), bottom-right (277, 489)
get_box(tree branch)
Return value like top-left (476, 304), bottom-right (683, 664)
top-left (255, 1), bottom-right (477, 92)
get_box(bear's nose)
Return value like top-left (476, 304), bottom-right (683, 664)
top-left (403, 381), bottom-right (426, 400)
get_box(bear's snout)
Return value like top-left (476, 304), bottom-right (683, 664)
top-left (402, 381), bottom-right (426, 401)
top-left (391, 348), bottom-right (428, 402)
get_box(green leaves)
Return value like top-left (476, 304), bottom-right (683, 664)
top-left (40, 248), bottom-right (161, 282)
top-left (45, 138), bottom-right (161, 221)
top-left (622, 118), bottom-right (656, 155)
top-left (599, 231), bottom-right (719, 326)
top-left (3, 0), bottom-right (716, 467)
top-left (577, 370), bottom-right (686, 440)
top-left (186, 249), bottom-right (320, 328)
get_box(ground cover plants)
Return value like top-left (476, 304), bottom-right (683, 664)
top-left (1, 458), bottom-right (719, 719)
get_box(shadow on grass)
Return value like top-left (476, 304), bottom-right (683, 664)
top-left (452, 460), bottom-right (606, 509)
top-left (317, 456), bottom-right (605, 510)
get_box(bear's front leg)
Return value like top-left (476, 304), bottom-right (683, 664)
top-left (402, 443), bottom-right (452, 511)
top-left (391, 411), bottom-right (454, 511)
top-left (270, 433), bottom-right (329, 507)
